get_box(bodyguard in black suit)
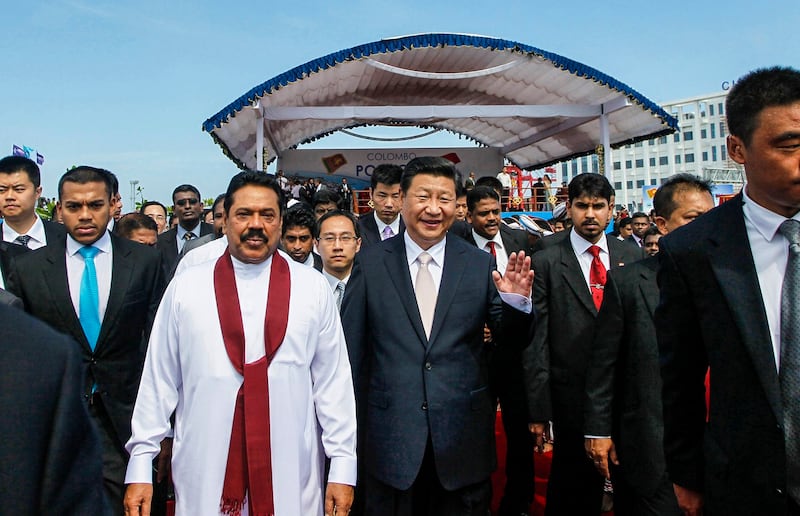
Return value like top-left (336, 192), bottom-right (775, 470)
top-left (0, 303), bottom-right (108, 515)
top-left (156, 184), bottom-right (213, 278)
top-left (656, 67), bottom-right (800, 516)
top-left (357, 163), bottom-right (405, 247)
top-left (342, 157), bottom-right (534, 516)
top-left (583, 174), bottom-right (714, 515)
top-left (523, 173), bottom-right (643, 515)
top-left (8, 166), bottom-right (164, 514)
top-left (463, 186), bottom-right (535, 516)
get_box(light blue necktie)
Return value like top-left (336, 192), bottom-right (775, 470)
top-left (78, 246), bottom-right (101, 350)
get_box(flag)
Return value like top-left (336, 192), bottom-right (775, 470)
top-left (322, 153), bottom-right (347, 174)
top-left (440, 152), bottom-right (461, 164)
top-left (12, 145), bottom-right (26, 157)
top-left (36, 153), bottom-right (45, 165)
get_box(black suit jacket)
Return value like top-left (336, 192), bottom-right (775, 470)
top-left (0, 240), bottom-right (28, 286)
top-left (356, 213), bottom-right (404, 248)
top-left (656, 194), bottom-right (788, 514)
top-left (523, 231), bottom-right (644, 431)
top-left (8, 234), bottom-right (164, 446)
top-left (341, 235), bottom-right (533, 491)
top-left (584, 257), bottom-right (667, 497)
top-left (0, 303), bottom-right (107, 515)
top-left (157, 221), bottom-right (214, 278)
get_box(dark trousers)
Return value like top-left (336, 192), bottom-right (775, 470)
top-left (89, 399), bottom-right (127, 516)
top-left (491, 348), bottom-right (535, 515)
top-left (544, 430), bottom-right (605, 516)
top-left (611, 467), bottom-right (680, 516)
top-left (364, 440), bottom-right (491, 516)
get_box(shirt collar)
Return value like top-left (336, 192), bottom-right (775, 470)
top-left (374, 211), bottom-right (400, 235)
top-left (67, 229), bottom-right (112, 256)
top-left (322, 269), bottom-right (350, 289)
top-left (471, 228), bottom-right (504, 252)
top-left (177, 221), bottom-right (201, 240)
top-left (3, 215), bottom-right (46, 244)
top-left (569, 227), bottom-right (609, 255)
top-left (404, 232), bottom-right (446, 268)
top-left (302, 252), bottom-right (315, 267)
top-left (742, 187), bottom-right (800, 241)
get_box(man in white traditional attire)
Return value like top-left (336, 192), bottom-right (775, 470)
top-left (124, 171), bottom-right (357, 516)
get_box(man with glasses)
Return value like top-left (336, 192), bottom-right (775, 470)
top-left (140, 201), bottom-right (168, 234)
top-left (156, 184), bottom-right (213, 278)
top-left (315, 210), bottom-right (361, 310)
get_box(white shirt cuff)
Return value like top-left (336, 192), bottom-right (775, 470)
top-left (499, 291), bottom-right (532, 313)
top-left (327, 456), bottom-right (358, 486)
top-left (124, 452), bottom-right (156, 484)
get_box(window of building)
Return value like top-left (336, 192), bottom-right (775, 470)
top-left (614, 182), bottom-right (622, 190)
top-left (561, 163), bottom-right (569, 177)
top-left (702, 151), bottom-right (709, 161)
top-left (674, 133), bottom-right (680, 142)
top-left (684, 131), bottom-right (694, 141)
top-left (591, 155), bottom-right (599, 173)
top-left (659, 156), bottom-right (669, 166)
top-left (650, 179), bottom-right (658, 185)
top-left (685, 153), bottom-right (695, 163)
top-left (648, 139), bottom-right (655, 146)
top-left (712, 146), bottom-right (718, 161)
top-left (635, 159), bottom-right (644, 168)
top-left (659, 136), bottom-right (668, 145)
top-left (636, 179), bottom-right (645, 187)
top-left (572, 160), bottom-right (579, 175)
top-left (721, 145), bottom-right (727, 161)
top-left (711, 124), bottom-right (716, 138)
top-left (701, 128), bottom-right (707, 139)
top-left (581, 156), bottom-right (588, 173)
top-left (635, 141), bottom-right (643, 148)
top-left (718, 102), bottom-right (724, 115)
top-left (720, 123), bottom-right (726, 137)
top-left (649, 157), bottom-right (656, 167)
top-left (613, 161), bottom-right (621, 170)
top-left (709, 104), bottom-right (715, 116)
top-left (627, 181), bottom-right (634, 189)
top-left (675, 155), bottom-right (682, 164)
top-left (625, 160), bottom-right (632, 169)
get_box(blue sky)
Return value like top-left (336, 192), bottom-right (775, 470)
top-left (2, 0), bottom-right (797, 207)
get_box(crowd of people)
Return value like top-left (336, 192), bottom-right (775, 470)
top-left (0, 66), bottom-right (798, 516)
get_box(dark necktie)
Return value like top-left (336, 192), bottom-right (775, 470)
top-left (183, 231), bottom-right (196, 241)
top-left (13, 235), bottom-right (31, 248)
top-left (588, 245), bottom-right (606, 310)
top-left (778, 219), bottom-right (800, 503)
top-left (487, 241), bottom-right (497, 257)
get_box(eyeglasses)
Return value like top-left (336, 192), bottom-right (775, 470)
top-left (175, 198), bottom-right (200, 207)
top-left (318, 234), bottom-right (357, 245)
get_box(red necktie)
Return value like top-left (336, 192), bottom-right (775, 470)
top-left (487, 241), bottom-right (497, 257)
top-left (588, 245), bottom-right (606, 310)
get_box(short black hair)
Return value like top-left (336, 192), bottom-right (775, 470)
top-left (475, 176), bottom-right (503, 195)
top-left (114, 212), bottom-right (158, 238)
top-left (630, 212), bottom-right (649, 220)
top-left (107, 170), bottom-right (119, 196)
top-left (139, 200), bottom-right (167, 217)
top-left (223, 171), bottom-right (284, 215)
top-left (314, 210), bottom-right (360, 239)
top-left (567, 173), bottom-right (614, 203)
top-left (653, 173), bottom-right (713, 219)
top-left (726, 66), bottom-right (800, 145)
top-left (282, 205), bottom-right (315, 236)
top-left (58, 166), bottom-right (113, 200)
top-left (312, 189), bottom-right (341, 209)
top-left (644, 226), bottom-right (662, 240)
top-left (172, 184), bottom-right (201, 204)
top-left (617, 216), bottom-right (632, 228)
top-left (212, 193), bottom-right (226, 211)
top-left (400, 156), bottom-right (457, 193)
top-left (0, 156), bottom-right (41, 188)
top-left (466, 185), bottom-right (500, 212)
top-left (370, 164), bottom-right (403, 190)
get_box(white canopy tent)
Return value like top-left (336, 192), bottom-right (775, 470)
top-left (202, 33), bottom-right (677, 173)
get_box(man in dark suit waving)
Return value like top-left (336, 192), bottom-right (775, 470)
top-left (583, 174), bottom-right (714, 515)
top-left (342, 157), bottom-right (534, 516)
top-left (464, 185), bottom-right (535, 516)
top-left (657, 67), bottom-right (800, 515)
top-left (8, 166), bottom-right (164, 514)
top-left (523, 173), bottom-right (643, 515)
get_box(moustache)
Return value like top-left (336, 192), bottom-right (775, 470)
top-left (242, 229), bottom-right (267, 241)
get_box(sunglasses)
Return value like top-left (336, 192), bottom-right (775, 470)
top-left (175, 198), bottom-right (200, 207)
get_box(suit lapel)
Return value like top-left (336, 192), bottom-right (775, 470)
top-left (638, 258), bottom-right (659, 318)
top-left (383, 237), bottom-right (428, 346)
top-left (427, 238), bottom-right (467, 345)
top-left (705, 198), bottom-right (782, 419)
top-left (97, 236), bottom-right (132, 349)
top-left (43, 240), bottom-right (92, 351)
top-left (558, 237), bottom-right (597, 315)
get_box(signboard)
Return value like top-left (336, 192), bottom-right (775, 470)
top-left (642, 183), bottom-right (737, 212)
top-left (278, 147), bottom-right (504, 189)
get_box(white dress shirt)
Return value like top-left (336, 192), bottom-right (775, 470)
top-left (375, 212), bottom-right (401, 240)
top-left (66, 231), bottom-right (113, 322)
top-left (403, 233), bottom-right (531, 313)
top-left (471, 229), bottom-right (509, 275)
top-left (2, 215), bottom-right (48, 250)
top-left (569, 229), bottom-right (611, 290)
top-left (742, 188), bottom-right (800, 372)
